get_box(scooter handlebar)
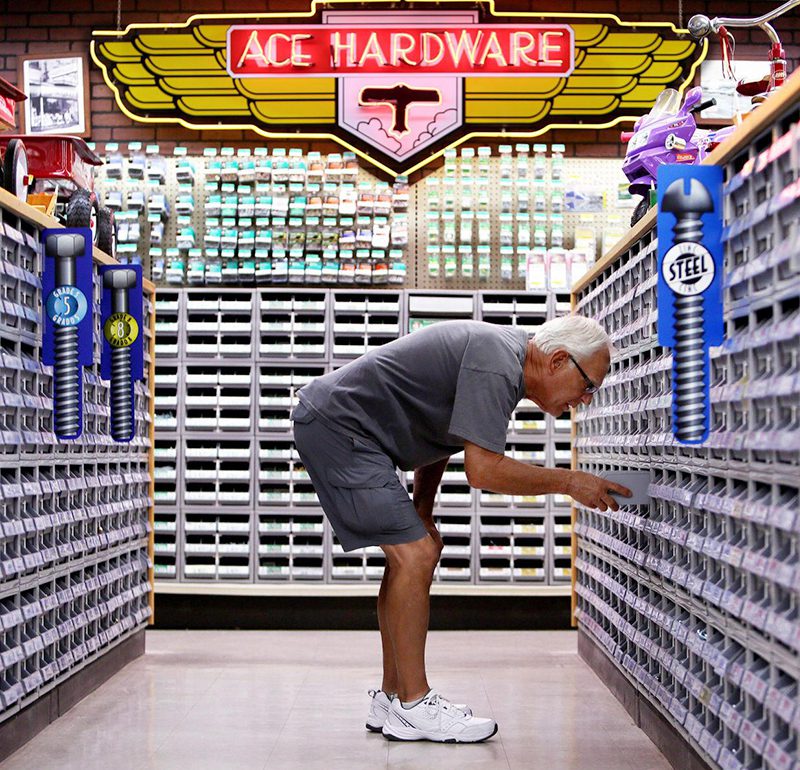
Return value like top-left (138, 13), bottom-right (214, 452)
top-left (690, 98), bottom-right (717, 114)
top-left (620, 131), bottom-right (635, 143)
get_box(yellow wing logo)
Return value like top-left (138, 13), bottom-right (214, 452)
top-left (465, 25), bottom-right (702, 124)
top-left (93, 25), bottom-right (336, 125)
top-left (91, 4), bottom-right (707, 176)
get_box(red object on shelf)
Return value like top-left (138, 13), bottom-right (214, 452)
top-left (0, 78), bottom-right (27, 132)
top-left (0, 134), bottom-right (102, 193)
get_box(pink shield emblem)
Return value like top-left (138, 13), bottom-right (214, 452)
top-left (324, 10), bottom-right (472, 169)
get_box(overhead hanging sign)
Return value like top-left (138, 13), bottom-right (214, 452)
top-left (91, 1), bottom-right (707, 177)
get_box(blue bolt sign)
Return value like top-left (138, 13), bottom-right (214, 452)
top-left (41, 228), bottom-right (95, 441)
top-left (657, 165), bottom-right (725, 445)
top-left (100, 265), bottom-right (145, 443)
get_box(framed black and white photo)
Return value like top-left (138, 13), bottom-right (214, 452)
top-left (19, 53), bottom-right (91, 137)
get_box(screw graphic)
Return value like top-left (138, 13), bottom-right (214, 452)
top-left (103, 269), bottom-right (138, 441)
top-left (661, 179), bottom-right (716, 443)
top-left (45, 233), bottom-right (87, 439)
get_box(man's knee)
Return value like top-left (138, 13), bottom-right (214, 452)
top-left (382, 537), bottom-right (440, 576)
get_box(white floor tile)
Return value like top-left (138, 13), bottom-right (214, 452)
top-left (1, 630), bottom-right (670, 770)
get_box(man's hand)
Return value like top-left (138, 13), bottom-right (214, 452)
top-left (567, 470), bottom-right (632, 512)
top-left (413, 458), bottom-right (449, 520)
top-left (461, 441), bottom-right (633, 512)
top-left (412, 459), bottom-right (448, 556)
top-left (420, 515), bottom-right (444, 554)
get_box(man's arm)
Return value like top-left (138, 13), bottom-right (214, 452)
top-left (463, 441), bottom-right (629, 511)
top-left (412, 457), bottom-right (450, 520)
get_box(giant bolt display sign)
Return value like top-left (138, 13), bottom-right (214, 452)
top-left (41, 229), bottom-right (94, 441)
top-left (657, 165), bottom-right (724, 445)
top-left (100, 265), bottom-right (144, 443)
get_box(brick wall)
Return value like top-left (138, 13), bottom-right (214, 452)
top-left (2, 0), bottom-right (799, 164)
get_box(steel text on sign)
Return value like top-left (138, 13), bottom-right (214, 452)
top-left (227, 25), bottom-right (575, 77)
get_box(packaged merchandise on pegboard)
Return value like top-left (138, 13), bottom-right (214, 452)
top-left (94, 144), bottom-right (411, 287)
top-left (418, 143), bottom-right (631, 292)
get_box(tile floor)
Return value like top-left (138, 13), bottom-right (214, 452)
top-left (1, 630), bottom-right (671, 770)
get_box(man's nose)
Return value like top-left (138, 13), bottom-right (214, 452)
top-left (581, 392), bottom-right (594, 406)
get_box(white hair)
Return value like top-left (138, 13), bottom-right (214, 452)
top-left (531, 314), bottom-right (612, 361)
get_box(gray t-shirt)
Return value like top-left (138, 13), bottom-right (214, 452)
top-left (297, 320), bottom-right (528, 471)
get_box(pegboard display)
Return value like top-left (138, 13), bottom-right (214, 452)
top-left (92, 141), bottom-right (633, 291)
top-left (571, 93), bottom-right (800, 769)
top-left (0, 190), bottom-right (155, 724)
top-left (92, 143), bottom-right (411, 288)
top-left (413, 145), bottom-right (633, 292)
top-left (153, 288), bottom-right (576, 586)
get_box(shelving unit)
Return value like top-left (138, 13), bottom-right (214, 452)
top-left (331, 290), bottom-right (403, 360)
top-left (571, 80), bottom-right (800, 770)
top-left (0, 188), bottom-right (155, 730)
top-left (153, 287), bottom-right (575, 590)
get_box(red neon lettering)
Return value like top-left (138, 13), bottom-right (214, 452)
top-left (228, 25), bottom-right (573, 77)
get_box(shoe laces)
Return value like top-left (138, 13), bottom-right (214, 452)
top-left (423, 692), bottom-right (470, 720)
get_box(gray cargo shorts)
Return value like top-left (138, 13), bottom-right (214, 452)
top-left (291, 401), bottom-right (428, 552)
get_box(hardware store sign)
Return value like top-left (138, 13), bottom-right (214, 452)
top-left (92, 2), bottom-right (706, 176)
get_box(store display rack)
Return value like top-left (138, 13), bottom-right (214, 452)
top-left (0, 188), bottom-right (156, 728)
top-left (153, 287), bottom-right (575, 592)
top-left (571, 79), bottom-right (800, 770)
top-left (92, 143), bottom-right (632, 292)
top-left (413, 147), bottom-right (633, 292)
top-left (92, 144), bottom-right (412, 287)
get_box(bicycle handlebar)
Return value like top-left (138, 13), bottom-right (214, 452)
top-left (689, 0), bottom-right (799, 44)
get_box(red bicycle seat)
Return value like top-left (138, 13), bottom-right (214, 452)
top-left (736, 75), bottom-right (771, 97)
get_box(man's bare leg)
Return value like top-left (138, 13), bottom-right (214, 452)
top-left (377, 561), bottom-right (398, 695)
top-left (379, 535), bottom-right (441, 702)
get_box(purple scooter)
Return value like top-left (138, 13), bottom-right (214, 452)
top-left (621, 86), bottom-right (717, 226)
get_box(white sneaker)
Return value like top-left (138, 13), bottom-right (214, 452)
top-left (366, 689), bottom-right (473, 733)
top-left (382, 690), bottom-right (497, 743)
top-left (366, 690), bottom-right (393, 733)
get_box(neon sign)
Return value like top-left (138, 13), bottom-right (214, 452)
top-left (91, 1), bottom-right (707, 176)
top-left (227, 25), bottom-right (574, 77)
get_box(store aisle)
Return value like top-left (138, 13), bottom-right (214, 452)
top-left (1, 630), bottom-right (670, 770)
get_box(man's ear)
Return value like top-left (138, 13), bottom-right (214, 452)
top-left (549, 349), bottom-right (569, 373)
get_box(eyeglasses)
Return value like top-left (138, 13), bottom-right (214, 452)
top-left (569, 354), bottom-right (600, 394)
